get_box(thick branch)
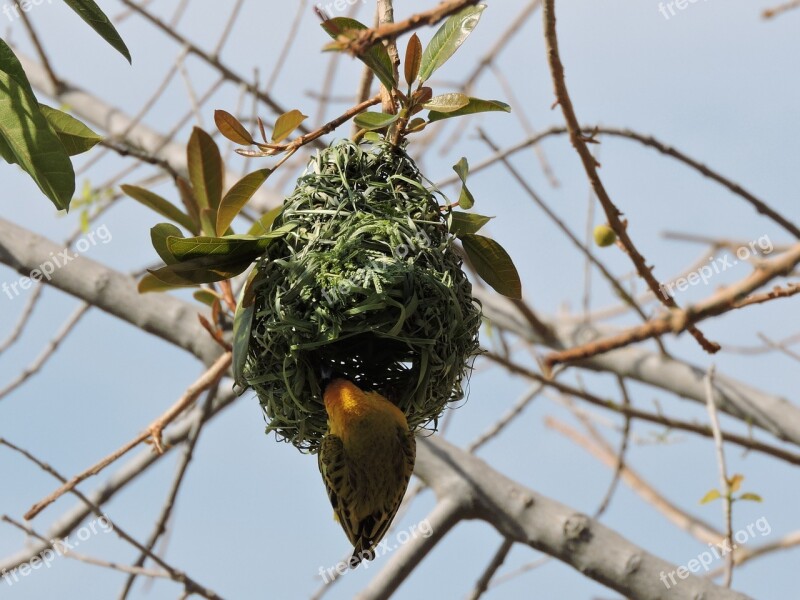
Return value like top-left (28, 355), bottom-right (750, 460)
top-left (405, 437), bottom-right (752, 600)
top-left (0, 218), bottom-right (221, 366)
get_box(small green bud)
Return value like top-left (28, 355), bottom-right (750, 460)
top-left (593, 224), bottom-right (617, 247)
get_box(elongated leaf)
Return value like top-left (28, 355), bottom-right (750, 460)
top-left (423, 93), bottom-right (470, 113)
top-left (216, 168), bottom-right (273, 235)
top-left (321, 18), bottom-right (395, 91)
top-left (0, 136), bottom-right (15, 164)
top-left (38, 104), bottom-right (102, 155)
top-left (419, 5), bottom-right (485, 82)
top-left (428, 97), bottom-right (511, 122)
top-left (214, 110), bottom-right (254, 145)
top-left (233, 269), bottom-right (259, 386)
top-left (404, 34), bottom-right (422, 86)
top-left (450, 211), bottom-right (493, 236)
top-left (739, 492), bottom-right (763, 502)
top-left (122, 185), bottom-right (197, 232)
top-left (138, 273), bottom-right (195, 293)
top-left (460, 233), bottom-right (522, 299)
top-left (700, 489), bottom-right (721, 504)
top-left (193, 289), bottom-right (220, 307)
top-left (247, 205), bottom-right (283, 236)
top-left (148, 254), bottom-right (256, 285)
top-left (150, 223), bottom-right (183, 265)
top-left (0, 41), bottom-right (75, 210)
top-left (62, 0), bottom-right (131, 63)
top-left (187, 127), bottom-right (224, 213)
top-left (166, 225), bottom-right (294, 260)
top-left (406, 117), bottom-right (427, 133)
top-left (353, 111), bottom-right (399, 131)
top-left (0, 40), bottom-right (35, 96)
top-left (272, 109), bottom-right (308, 143)
top-left (452, 157), bottom-right (475, 210)
top-left (176, 176), bottom-right (200, 230)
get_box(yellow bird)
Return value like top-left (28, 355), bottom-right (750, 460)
top-left (318, 378), bottom-right (416, 567)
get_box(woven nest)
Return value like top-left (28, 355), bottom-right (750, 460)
top-left (242, 140), bottom-right (482, 452)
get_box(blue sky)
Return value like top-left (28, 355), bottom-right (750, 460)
top-left (1, 1), bottom-right (798, 598)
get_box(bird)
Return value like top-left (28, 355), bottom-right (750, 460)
top-left (318, 378), bottom-right (416, 567)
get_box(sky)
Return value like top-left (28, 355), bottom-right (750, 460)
top-left (1, 1), bottom-right (799, 599)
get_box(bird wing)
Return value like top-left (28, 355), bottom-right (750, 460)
top-left (349, 426), bottom-right (416, 562)
top-left (318, 433), bottom-right (361, 547)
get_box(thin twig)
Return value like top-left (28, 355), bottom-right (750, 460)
top-left (0, 283), bottom-right (43, 355)
top-left (0, 439), bottom-right (225, 600)
top-left (704, 365), bottom-right (734, 588)
top-left (544, 247), bottom-right (800, 371)
top-left (24, 352), bottom-right (232, 521)
top-left (477, 128), bottom-right (665, 350)
top-left (1, 516), bottom-right (171, 580)
top-left (763, 0), bottom-right (800, 19)
top-left (118, 386), bottom-right (218, 599)
top-left (344, 0), bottom-right (482, 55)
top-left (541, 0), bottom-right (717, 353)
top-left (593, 376), bottom-right (632, 517)
top-left (484, 352), bottom-right (800, 466)
top-left (466, 538), bottom-right (515, 600)
top-left (0, 303), bottom-right (90, 402)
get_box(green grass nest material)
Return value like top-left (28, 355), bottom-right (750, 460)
top-left (243, 140), bottom-right (481, 452)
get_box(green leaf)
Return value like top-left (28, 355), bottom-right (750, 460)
top-left (418, 4), bottom-right (485, 82)
top-left (272, 109), bottom-right (308, 143)
top-left (428, 97), bottom-right (511, 122)
top-left (738, 492), bottom-right (763, 503)
top-left (0, 40), bottom-right (75, 210)
top-left (423, 93), bottom-right (470, 113)
top-left (406, 117), bottom-right (427, 133)
top-left (61, 0), bottom-right (132, 63)
top-left (38, 104), bottom-right (102, 155)
top-left (460, 233), bottom-right (522, 299)
top-left (214, 110), bottom-right (254, 145)
top-left (138, 273), bottom-right (195, 293)
top-left (232, 269), bottom-right (259, 386)
top-left (193, 289), bottom-right (220, 307)
top-left (452, 157), bottom-right (475, 210)
top-left (122, 185), bottom-right (197, 232)
top-left (450, 211), bottom-right (493, 236)
top-left (150, 223), bottom-right (184, 265)
top-left (148, 255), bottom-right (255, 286)
top-left (404, 33), bottom-right (422, 86)
top-left (247, 205), bottom-right (283, 236)
top-left (0, 40), bottom-right (35, 96)
top-left (176, 177), bottom-right (201, 230)
top-left (700, 489), bottom-right (721, 504)
top-left (353, 111), bottom-right (399, 131)
top-left (321, 18), bottom-right (396, 91)
top-left (166, 225), bottom-right (294, 260)
top-left (216, 169), bottom-right (273, 235)
top-left (187, 127), bottom-right (224, 214)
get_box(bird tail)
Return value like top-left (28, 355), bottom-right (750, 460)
top-left (349, 543), bottom-right (376, 569)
